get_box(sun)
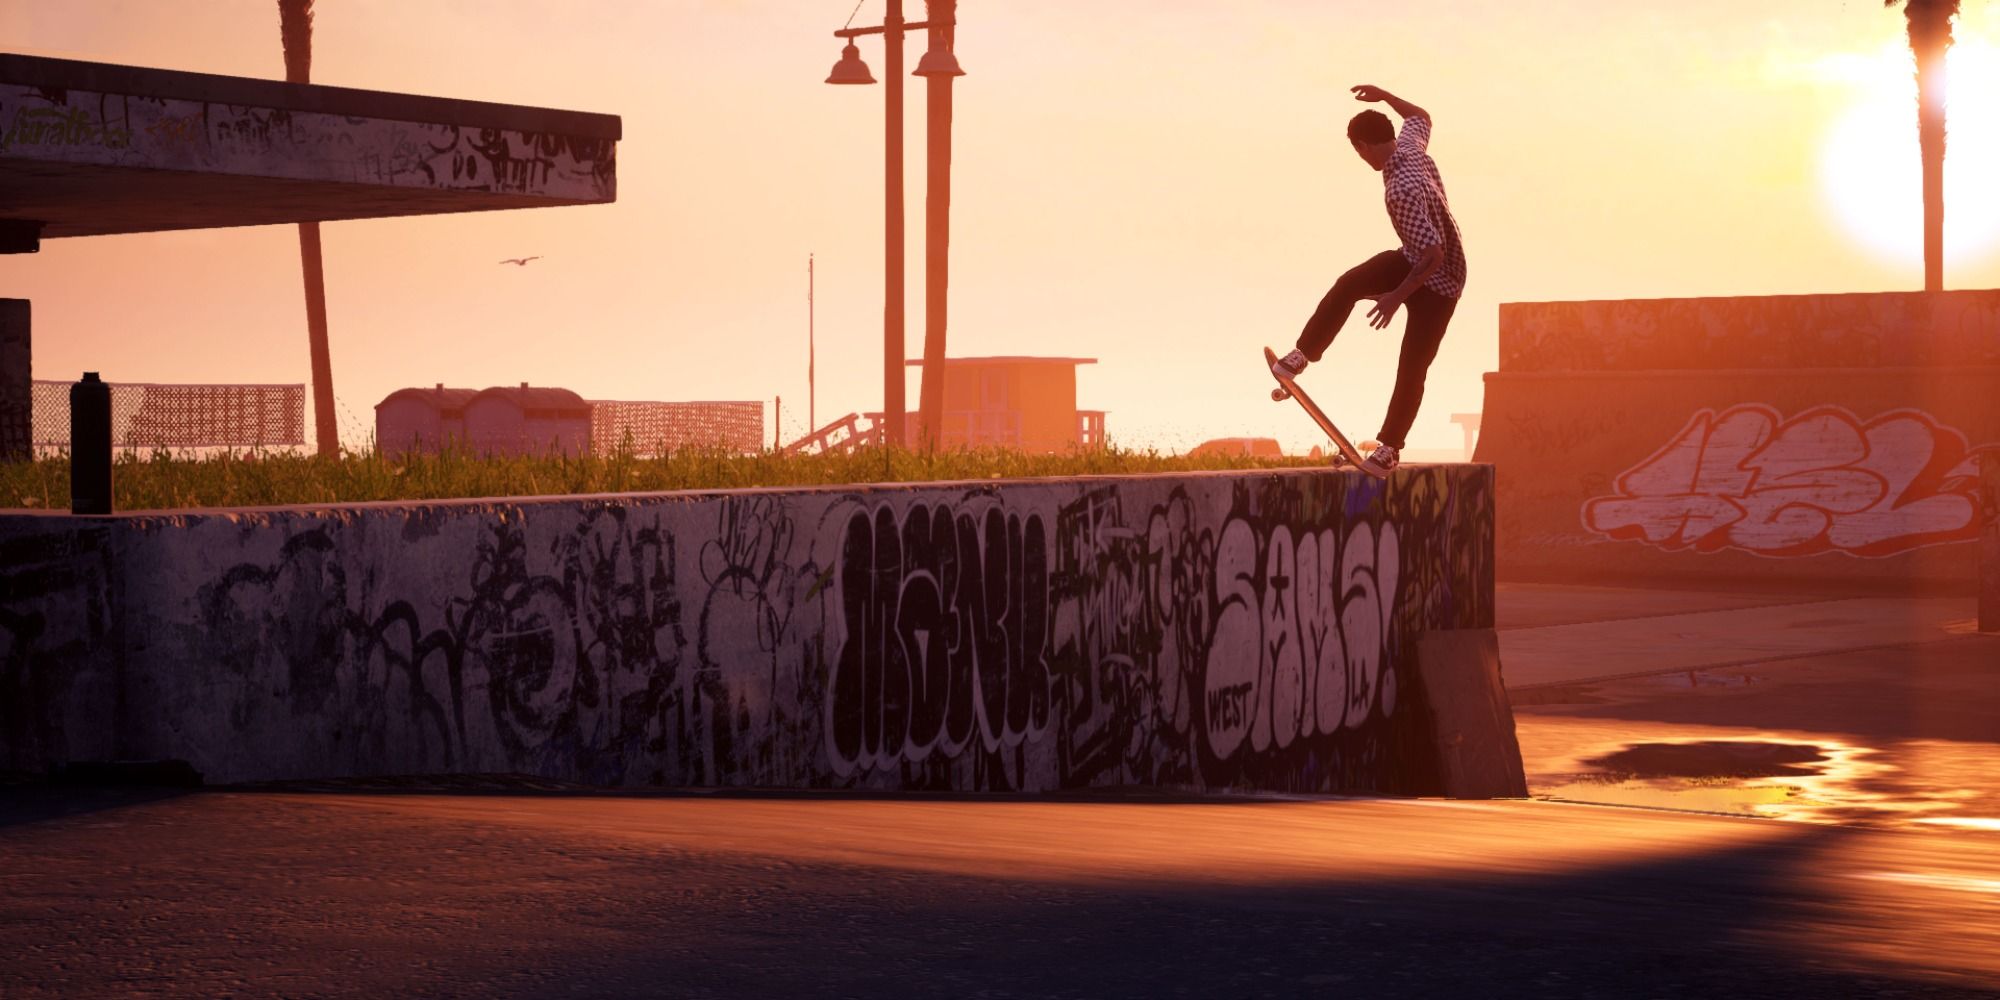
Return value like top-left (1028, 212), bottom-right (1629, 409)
top-left (1820, 38), bottom-right (2000, 268)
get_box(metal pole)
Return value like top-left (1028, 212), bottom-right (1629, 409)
top-left (883, 0), bottom-right (907, 449)
top-left (917, 0), bottom-right (955, 451)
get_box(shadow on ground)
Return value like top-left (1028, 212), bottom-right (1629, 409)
top-left (2, 788), bottom-right (1996, 999)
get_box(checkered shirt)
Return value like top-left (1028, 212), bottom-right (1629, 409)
top-left (1383, 115), bottom-right (1467, 299)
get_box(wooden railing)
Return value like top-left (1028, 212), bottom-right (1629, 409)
top-left (783, 412), bottom-right (882, 455)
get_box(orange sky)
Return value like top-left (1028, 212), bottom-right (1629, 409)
top-left (3, 0), bottom-right (1998, 454)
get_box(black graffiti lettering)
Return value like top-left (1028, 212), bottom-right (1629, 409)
top-left (828, 501), bottom-right (1051, 778)
top-left (1205, 682), bottom-right (1252, 732)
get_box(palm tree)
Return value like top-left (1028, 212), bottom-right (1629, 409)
top-left (279, 0), bottom-right (338, 455)
top-left (1886, 0), bottom-right (1960, 292)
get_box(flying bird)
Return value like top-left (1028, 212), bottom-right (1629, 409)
top-left (498, 256), bottom-right (542, 266)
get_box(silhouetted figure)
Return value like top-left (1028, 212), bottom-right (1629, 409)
top-left (1271, 84), bottom-right (1467, 476)
top-left (498, 256), bottom-right (542, 266)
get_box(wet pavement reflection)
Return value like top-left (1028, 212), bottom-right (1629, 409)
top-left (1515, 656), bottom-right (2000, 832)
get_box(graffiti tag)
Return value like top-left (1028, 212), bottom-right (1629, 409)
top-left (1584, 404), bottom-right (1997, 557)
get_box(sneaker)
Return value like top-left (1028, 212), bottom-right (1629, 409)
top-left (1269, 349), bottom-right (1308, 401)
top-left (1362, 443), bottom-right (1400, 476)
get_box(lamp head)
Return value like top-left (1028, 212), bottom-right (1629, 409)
top-left (826, 41), bottom-right (876, 85)
top-left (912, 46), bottom-right (965, 78)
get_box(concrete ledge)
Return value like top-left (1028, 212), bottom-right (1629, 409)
top-left (1498, 290), bottom-right (2000, 372)
top-left (0, 467), bottom-right (1498, 796)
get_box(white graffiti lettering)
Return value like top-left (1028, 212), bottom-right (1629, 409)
top-left (1585, 404), bottom-right (1998, 557)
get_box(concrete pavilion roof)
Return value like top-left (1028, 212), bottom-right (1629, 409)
top-left (0, 53), bottom-right (619, 241)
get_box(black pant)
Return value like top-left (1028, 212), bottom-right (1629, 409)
top-left (1294, 249), bottom-right (1458, 451)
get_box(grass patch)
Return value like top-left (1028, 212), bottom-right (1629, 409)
top-left (1, 445), bottom-right (1327, 511)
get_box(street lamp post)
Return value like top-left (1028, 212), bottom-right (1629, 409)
top-left (918, 0), bottom-right (958, 452)
top-left (826, 1), bottom-right (964, 451)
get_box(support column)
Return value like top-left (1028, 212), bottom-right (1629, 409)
top-left (0, 299), bottom-right (29, 462)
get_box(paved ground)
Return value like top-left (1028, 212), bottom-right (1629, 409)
top-left (1495, 581), bottom-right (1843, 630)
top-left (1499, 589), bottom-right (1978, 688)
top-left (4, 581), bottom-right (1996, 998)
top-left (1502, 583), bottom-right (2000, 832)
top-left (3, 787), bottom-right (1999, 999)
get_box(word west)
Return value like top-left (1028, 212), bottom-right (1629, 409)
top-left (1584, 403), bottom-right (1996, 557)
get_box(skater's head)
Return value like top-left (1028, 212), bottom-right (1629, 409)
top-left (1348, 110), bottom-right (1395, 171)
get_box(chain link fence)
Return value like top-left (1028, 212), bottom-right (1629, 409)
top-left (588, 400), bottom-right (764, 456)
top-left (32, 380), bottom-right (306, 451)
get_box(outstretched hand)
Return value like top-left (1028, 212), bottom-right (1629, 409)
top-left (1365, 293), bottom-right (1404, 329)
top-left (1351, 84), bottom-right (1391, 103)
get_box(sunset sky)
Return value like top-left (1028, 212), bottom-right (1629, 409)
top-left (3, 0), bottom-right (1999, 454)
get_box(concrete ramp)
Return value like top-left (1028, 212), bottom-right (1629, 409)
top-left (1480, 290), bottom-right (2000, 592)
top-left (0, 467), bottom-right (1497, 795)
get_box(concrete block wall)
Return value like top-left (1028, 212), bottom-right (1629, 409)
top-left (0, 468), bottom-right (1495, 795)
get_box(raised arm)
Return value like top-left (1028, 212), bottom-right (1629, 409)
top-left (1351, 84), bottom-right (1428, 123)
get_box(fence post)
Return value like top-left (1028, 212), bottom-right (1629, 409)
top-left (70, 372), bottom-right (112, 514)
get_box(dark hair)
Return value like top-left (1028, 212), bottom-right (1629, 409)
top-left (1347, 110), bottom-right (1394, 146)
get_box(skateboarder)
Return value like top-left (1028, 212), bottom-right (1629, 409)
top-left (1270, 84), bottom-right (1467, 476)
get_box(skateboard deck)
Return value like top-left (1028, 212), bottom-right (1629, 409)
top-left (1263, 346), bottom-right (1384, 479)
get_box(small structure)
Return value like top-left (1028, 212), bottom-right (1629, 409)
top-left (1450, 413), bottom-right (1482, 460)
top-left (374, 384), bottom-right (476, 457)
top-left (462, 383), bottom-right (592, 456)
top-left (890, 356), bottom-right (1103, 452)
top-left (1189, 437), bottom-right (1283, 459)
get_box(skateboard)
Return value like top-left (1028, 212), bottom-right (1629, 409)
top-left (1263, 346), bottom-right (1385, 479)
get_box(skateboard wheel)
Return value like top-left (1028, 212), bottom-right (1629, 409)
top-left (1270, 387), bottom-right (1290, 402)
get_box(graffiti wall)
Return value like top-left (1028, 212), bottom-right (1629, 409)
top-left (1481, 290), bottom-right (2000, 590)
top-left (0, 468), bottom-right (1494, 793)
